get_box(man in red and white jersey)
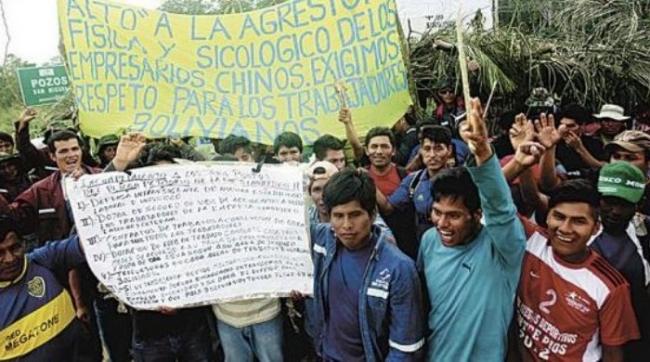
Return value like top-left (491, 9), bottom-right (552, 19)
top-left (517, 179), bottom-right (639, 362)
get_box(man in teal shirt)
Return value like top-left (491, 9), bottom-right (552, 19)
top-left (417, 99), bottom-right (528, 361)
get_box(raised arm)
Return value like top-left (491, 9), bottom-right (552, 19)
top-left (534, 113), bottom-right (564, 192)
top-left (14, 108), bottom-right (48, 172)
top-left (461, 99), bottom-right (525, 266)
top-left (108, 133), bottom-right (147, 172)
top-left (564, 131), bottom-right (605, 168)
top-left (338, 108), bottom-right (364, 161)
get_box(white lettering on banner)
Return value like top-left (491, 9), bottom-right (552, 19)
top-left (65, 163), bottom-right (313, 309)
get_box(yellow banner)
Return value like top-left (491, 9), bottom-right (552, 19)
top-left (0, 290), bottom-right (76, 360)
top-left (57, 0), bottom-right (412, 144)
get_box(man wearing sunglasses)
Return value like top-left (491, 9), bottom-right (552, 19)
top-left (434, 79), bottom-right (465, 139)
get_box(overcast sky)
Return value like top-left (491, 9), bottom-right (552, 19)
top-left (0, 0), bottom-right (492, 64)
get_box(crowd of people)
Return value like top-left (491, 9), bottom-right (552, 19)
top-left (1, 82), bottom-right (650, 362)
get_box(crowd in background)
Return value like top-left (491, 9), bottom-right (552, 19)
top-left (1, 81), bottom-right (650, 362)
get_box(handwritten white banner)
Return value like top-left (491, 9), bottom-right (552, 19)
top-left (66, 163), bottom-right (313, 310)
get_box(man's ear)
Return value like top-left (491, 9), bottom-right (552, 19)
top-left (472, 209), bottom-right (483, 224)
top-left (591, 220), bottom-right (601, 237)
top-left (49, 152), bottom-right (56, 163)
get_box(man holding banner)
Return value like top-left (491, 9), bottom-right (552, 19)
top-left (107, 134), bottom-right (215, 362)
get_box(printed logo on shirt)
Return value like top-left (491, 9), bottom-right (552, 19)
top-left (27, 277), bottom-right (45, 298)
top-left (416, 194), bottom-right (425, 202)
top-left (371, 269), bottom-right (391, 290)
top-left (564, 291), bottom-right (591, 314)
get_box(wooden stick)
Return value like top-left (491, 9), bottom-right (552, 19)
top-left (455, 1), bottom-right (471, 113)
top-left (334, 80), bottom-right (349, 109)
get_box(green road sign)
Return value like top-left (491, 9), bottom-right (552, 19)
top-left (16, 65), bottom-right (70, 106)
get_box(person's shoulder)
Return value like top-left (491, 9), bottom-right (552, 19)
top-left (33, 172), bottom-right (59, 187)
top-left (87, 165), bottom-right (102, 174)
top-left (312, 223), bottom-right (333, 246)
top-left (581, 135), bottom-right (603, 145)
top-left (418, 228), bottom-right (439, 254)
top-left (585, 251), bottom-right (630, 292)
top-left (378, 241), bottom-right (417, 275)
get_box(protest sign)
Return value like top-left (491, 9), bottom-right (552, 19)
top-left (65, 163), bottom-right (312, 309)
top-left (57, 0), bottom-right (413, 144)
top-left (16, 65), bottom-right (70, 106)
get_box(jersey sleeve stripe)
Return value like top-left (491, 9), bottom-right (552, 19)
top-left (591, 259), bottom-right (627, 287)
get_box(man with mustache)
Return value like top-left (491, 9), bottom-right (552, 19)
top-left (376, 126), bottom-right (454, 244)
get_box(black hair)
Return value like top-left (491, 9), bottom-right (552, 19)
top-left (497, 111), bottom-right (519, 131)
top-left (211, 154), bottom-right (239, 162)
top-left (419, 126), bottom-right (452, 146)
top-left (365, 127), bottom-right (396, 148)
top-left (415, 118), bottom-right (437, 137)
top-left (219, 135), bottom-right (252, 155)
top-left (313, 135), bottom-right (344, 160)
top-left (47, 130), bottom-right (81, 153)
top-left (0, 132), bottom-right (13, 146)
top-left (323, 168), bottom-right (376, 216)
top-left (138, 143), bottom-right (182, 167)
top-left (558, 103), bottom-right (591, 125)
top-left (548, 179), bottom-right (600, 218)
top-left (0, 215), bottom-right (20, 243)
top-left (273, 132), bottom-right (303, 155)
top-left (431, 167), bottom-right (481, 212)
top-left (404, 107), bottom-right (418, 126)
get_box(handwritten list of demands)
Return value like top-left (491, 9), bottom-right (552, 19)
top-left (66, 163), bottom-right (313, 310)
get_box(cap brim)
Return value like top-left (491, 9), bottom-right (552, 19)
top-left (605, 141), bottom-right (644, 153)
top-left (593, 113), bottom-right (630, 121)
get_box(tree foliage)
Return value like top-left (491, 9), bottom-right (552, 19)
top-left (159, 0), bottom-right (288, 15)
top-left (0, 55), bottom-right (34, 134)
top-left (409, 0), bottom-right (650, 117)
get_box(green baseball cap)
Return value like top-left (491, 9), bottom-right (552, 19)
top-left (598, 162), bottom-right (647, 204)
top-left (96, 134), bottom-right (119, 155)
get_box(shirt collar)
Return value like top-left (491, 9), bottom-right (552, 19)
top-left (0, 256), bottom-right (29, 289)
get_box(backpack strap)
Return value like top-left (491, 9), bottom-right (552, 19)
top-left (408, 169), bottom-right (426, 200)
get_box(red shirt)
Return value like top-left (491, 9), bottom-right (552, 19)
top-left (517, 232), bottom-right (640, 361)
top-left (368, 164), bottom-right (402, 196)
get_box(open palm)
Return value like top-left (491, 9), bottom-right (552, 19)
top-left (534, 113), bottom-right (563, 148)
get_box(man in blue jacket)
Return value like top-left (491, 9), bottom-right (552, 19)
top-left (310, 168), bottom-right (425, 361)
top-left (418, 98), bottom-right (527, 361)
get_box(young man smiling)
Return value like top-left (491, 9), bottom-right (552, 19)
top-left (377, 126), bottom-right (454, 242)
top-left (364, 127), bottom-right (418, 259)
top-left (417, 99), bottom-right (527, 361)
top-left (310, 169), bottom-right (425, 361)
top-left (517, 179), bottom-right (639, 361)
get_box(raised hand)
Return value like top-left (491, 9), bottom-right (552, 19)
top-left (18, 108), bottom-right (37, 123)
top-left (338, 108), bottom-right (351, 125)
top-left (534, 113), bottom-right (564, 149)
top-left (509, 113), bottom-right (535, 150)
top-left (459, 98), bottom-right (492, 164)
top-left (113, 133), bottom-right (147, 171)
top-left (514, 141), bottom-right (546, 168)
top-left (563, 131), bottom-right (583, 150)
